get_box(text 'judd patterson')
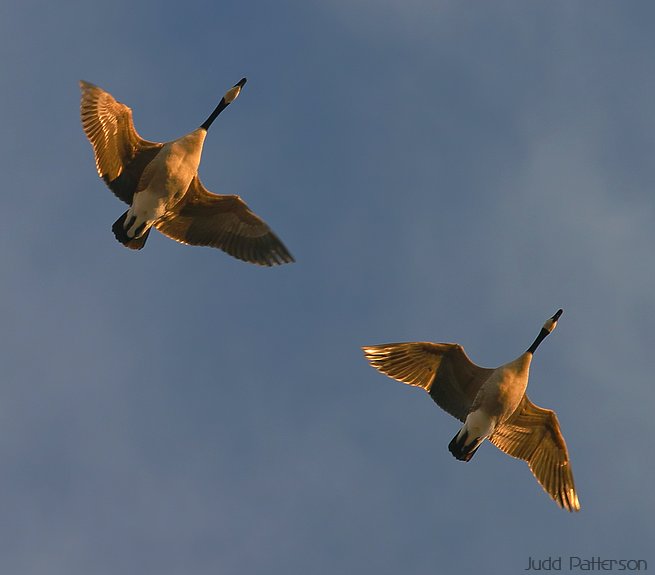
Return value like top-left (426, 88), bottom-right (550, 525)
top-left (525, 556), bottom-right (648, 571)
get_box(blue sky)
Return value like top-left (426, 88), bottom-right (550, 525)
top-left (1, 1), bottom-right (654, 573)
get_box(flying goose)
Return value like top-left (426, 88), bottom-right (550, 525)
top-left (80, 78), bottom-right (294, 266)
top-left (362, 309), bottom-right (581, 512)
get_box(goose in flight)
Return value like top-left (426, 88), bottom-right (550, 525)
top-left (80, 78), bottom-right (294, 266)
top-left (362, 309), bottom-right (580, 512)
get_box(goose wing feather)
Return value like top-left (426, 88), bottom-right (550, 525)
top-left (155, 176), bottom-right (294, 266)
top-left (490, 395), bottom-right (581, 512)
top-left (362, 342), bottom-right (494, 421)
top-left (80, 80), bottom-right (162, 204)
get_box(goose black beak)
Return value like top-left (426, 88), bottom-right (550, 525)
top-left (235, 77), bottom-right (247, 88)
top-left (552, 309), bottom-right (563, 321)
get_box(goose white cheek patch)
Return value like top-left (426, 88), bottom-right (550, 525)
top-left (223, 86), bottom-right (241, 104)
top-left (542, 318), bottom-right (558, 332)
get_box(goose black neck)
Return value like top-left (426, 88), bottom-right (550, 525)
top-left (200, 98), bottom-right (229, 131)
top-left (527, 328), bottom-right (550, 355)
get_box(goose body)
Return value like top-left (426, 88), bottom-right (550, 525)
top-left (125, 128), bottom-right (207, 239)
top-left (80, 79), bottom-right (294, 265)
top-left (362, 309), bottom-right (581, 512)
top-left (453, 352), bottom-right (531, 453)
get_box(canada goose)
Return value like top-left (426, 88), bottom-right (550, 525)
top-left (362, 309), bottom-right (580, 512)
top-left (80, 78), bottom-right (294, 266)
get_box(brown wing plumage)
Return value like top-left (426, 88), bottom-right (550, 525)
top-left (155, 176), bottom-right (294, 266)
top-left (80, 80), bottom-right (162, 204)
top-left (362, 342), bottom-right (494, 421)
top-left (490, 396), bottom-right (581, 512)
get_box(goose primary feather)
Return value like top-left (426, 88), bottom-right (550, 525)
top-left (362, 309), bottom-right (580, 512)
top-left (80, 78), bottom-right (294, 266)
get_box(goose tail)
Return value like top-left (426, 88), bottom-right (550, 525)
top-left (448, 428), bottom-right (484, 462)
top-left (112, 211), bottom-right (150, 250)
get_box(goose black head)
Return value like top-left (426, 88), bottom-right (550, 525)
top-left (224, 77), bottom-right (247, 104)
top-left (201, 77), bottom-right (248, 131)
top-left (527, 308), bottom-right (563, 354)
top-left (542, 308), bottom-right (563, 334)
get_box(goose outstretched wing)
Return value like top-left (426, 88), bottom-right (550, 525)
top-left (155, 176), bottom-right (294, 266)
top-left (490, 395), bottom-right (581, 512)
top-left (80, 80), bottom-right (162, 204)
top-left (362, 342), bottom-right (494, 421)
